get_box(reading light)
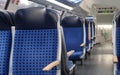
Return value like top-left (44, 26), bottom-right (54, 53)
top-left (46, 0), bottom-right (73, 10)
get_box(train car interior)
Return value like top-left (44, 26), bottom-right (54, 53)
top-left (0, 0), bottom-right (120, 75)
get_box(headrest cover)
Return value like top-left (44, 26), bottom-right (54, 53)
top-left (7, 12), bottom-right (15, 26)
top-left (15, 7), bottom-right (59, 29)
top-left (0, 10), bottom-right (11, 30)
top-left (61, 16), bottom-right (83, 27)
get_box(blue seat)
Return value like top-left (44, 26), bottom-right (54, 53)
top-left (85, 19), bottom-right (91, 52)
top-left (61, 33), bottom-right (75, 75)
top-left (0, 11), bottom-right (12, 75)
top-left (93, 22), bottom-right (96, 45)
top-left (90, 21), bottom-right (94, 48)
top-left (61, 16), bottom-right (86, 62)
top-left (12, 7), bottom-right (61, 75)
top-left (116, 14), bottom-right (120, 72)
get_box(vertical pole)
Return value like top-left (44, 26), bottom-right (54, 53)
top-left (4, 0), bottom-right (10, 10)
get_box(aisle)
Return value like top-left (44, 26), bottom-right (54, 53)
top-left (75, 42), bottom-right (114, 75)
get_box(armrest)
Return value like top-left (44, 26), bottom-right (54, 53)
top-left (43, 60), bottom-right (60, 71)
top-left (113, 56), bottom-right (118, 63)
top-left (67, 50), bottom-right (75, 57)
top-left (80, 43), bottom-right (85, 47)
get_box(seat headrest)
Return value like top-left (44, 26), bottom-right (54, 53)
top-left (61, 16), bottom-right (83, 27)
top-left (116, 15), bottom-right (120, 27)
top-left (0, 10), bottom-right (12, 30)
top-left (15, 7), bottom-right (59, 30)
top-left (7, 12), bottom-right (15, 26)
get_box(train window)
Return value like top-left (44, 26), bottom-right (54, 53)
top-left (7, 0), bottom-right (44, 12)
top-left (57, 0), bottom-right (83, 7)
top-left (0, 0), bottom-right (7, 9)
top-left (17, 0), bottom-right (41, 7)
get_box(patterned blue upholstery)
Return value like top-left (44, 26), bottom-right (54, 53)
top-left (12, 7), bottom-right (60, 75)
top-left (116, 28), bottom-right (120, 70)
top-left (116, 28), bottom-right (120, 57)
top-left (116, 14), bottom-right (120, 72)
top-left (61, 16), bottom-right (85, 61)
top-left (0, 11), bottom-right (12, 75)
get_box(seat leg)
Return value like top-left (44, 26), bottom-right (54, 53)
top-left (85, 53), bottom-right (88, 60)
top-left (87, 51), bottom-right (91, 56)
top-left (80, 59), bottom-right (84, 65)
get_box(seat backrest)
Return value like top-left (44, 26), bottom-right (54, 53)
top-left (0, 10), bottom-right (12, 75)
top-left (115, 15), bottom-right (120, 69)
top-left (12, 7), bottom-right (61, 75)
top-left (93, 22), bottom-right (96, 42)
top-left (61, 16), bottom-right (85, 53)
top-left (90, 21), bottom-right (93, 45)
top-left (85, 19), bottom-right (89, 47)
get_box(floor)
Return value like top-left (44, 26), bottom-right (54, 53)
top-left (75, 42), bottom-right (114, 75)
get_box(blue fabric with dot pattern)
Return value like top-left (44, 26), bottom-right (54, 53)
top-left (116, 28), bottom-right (120, 57)
top-left (116, 14), bottom-right (120, 74)
top-left (0, 30), bottom-right (12, 75)
top-left (12, 29), bottom-right (58, 75)
top-left (116, 28), bottom-right (120, 70)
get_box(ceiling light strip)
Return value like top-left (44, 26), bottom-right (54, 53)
top-left (46, 0), bottom-right (73, 10)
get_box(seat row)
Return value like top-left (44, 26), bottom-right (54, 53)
top-left (114, 13), bottom-right (120, 75)
top-left (0, 7), bottom-right (96, 75)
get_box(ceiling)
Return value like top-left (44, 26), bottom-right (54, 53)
top-left (77, 0), bottom-right (119, 25)
top-left (30, 0), bottom-right (119, 25)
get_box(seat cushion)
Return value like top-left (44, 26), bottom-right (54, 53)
top-left (69, 52), bottom-right (83, 60)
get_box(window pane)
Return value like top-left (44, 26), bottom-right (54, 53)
top-left (0, 0), bottom-right (7, 9)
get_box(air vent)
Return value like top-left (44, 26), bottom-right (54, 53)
top-left (97, 7), bottom-right (117, 14)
